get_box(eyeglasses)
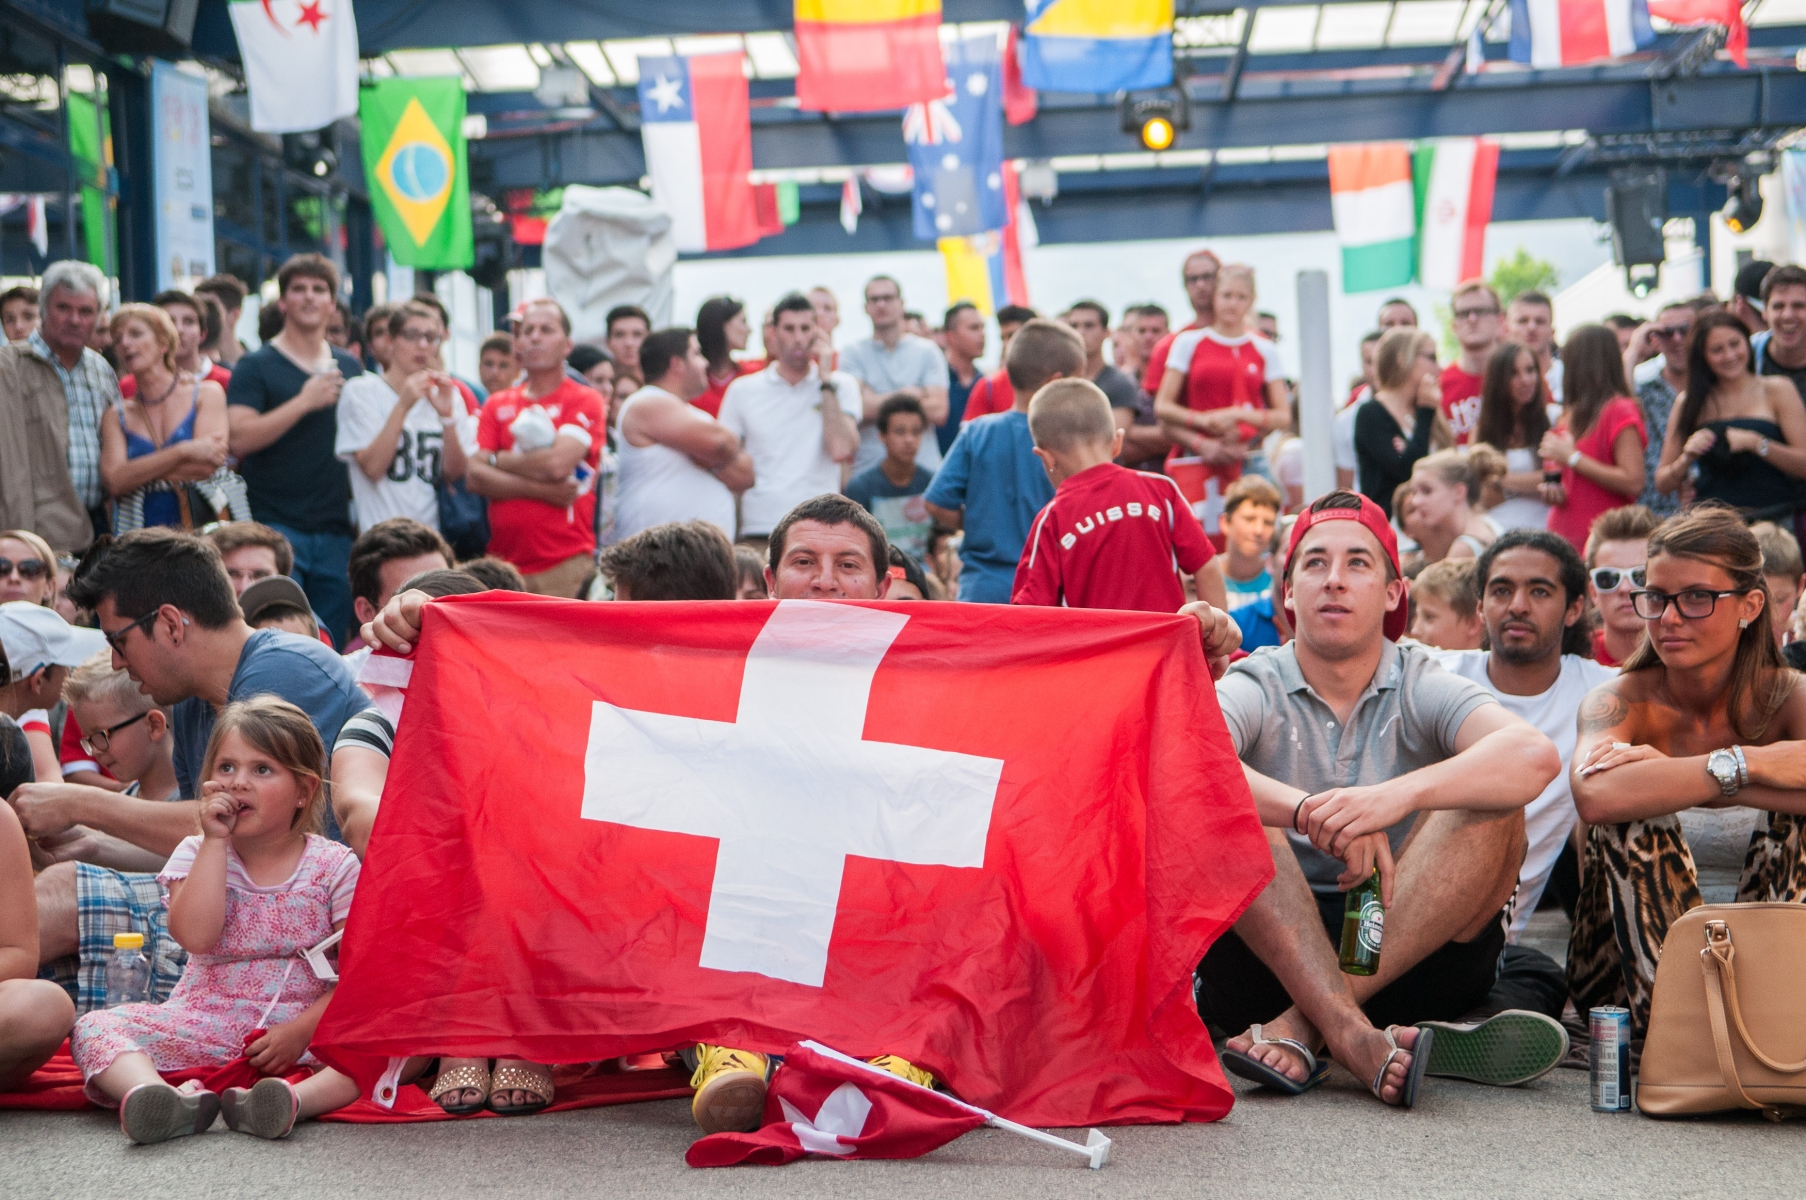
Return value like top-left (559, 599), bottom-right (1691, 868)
top-left (1631, 587), bottom-right (1751, 620)
top-left (1184, 273), bottom-right (1218, 286)
top-left (102, 609), bottom-right (160, 653)
top-left (80, 710), bottom-right (149, 755)
top-left (397, 330), bottom-right (444, 346)
top-left (1650, 325), bottom-right (1692, 342)
top-left (1453, 307), bottom-right (1500, 321)
top-left (0, 557), bottom-right (47, 580)
top-left (1590, 566), bottom-right (1646, 593)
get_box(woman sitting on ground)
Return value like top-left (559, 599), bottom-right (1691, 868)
top-left (1653, 309), bottom-right (1806, 526)
top-left (1470, 341), bottom-right (1554, 532)
top-left (1540, 324), bottom-right (1647, 552)
top-left (1568, 505), bottom-right (1806, 1036)
top-left (1405, 446), bottom-right (1506, 565)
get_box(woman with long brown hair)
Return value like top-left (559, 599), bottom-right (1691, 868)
top-left (1539, 324), bottom-right (1646, 550)
top-left (1567, 505), bottom-right (1806, 1035)
top-left (1471, 341), bottom-right (1552, 530)
top-left (1653, 308), bottom-right (1806, 522)
top-left (1353, 328), bottom-right (1447, 516)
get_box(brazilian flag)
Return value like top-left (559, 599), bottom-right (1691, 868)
top-left (360, 78), bottom-right (473, 269)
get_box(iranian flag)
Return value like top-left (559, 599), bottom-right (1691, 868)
top-left (1328, 143), bottom-right (1416, 293)
top-left (1414, 139), bottom-right (1500, 291)
top-left (228, 0), bottom-right (360, 134)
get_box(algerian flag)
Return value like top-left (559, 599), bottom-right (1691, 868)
top-left (1414, 138), bottom-right (1500, 291)
top-left (1327, 143), bottom-right (1416, 293)
top-left (227, 0), bottom-right (359, 134)
top-left (359, 78), bottom-right (473, 270)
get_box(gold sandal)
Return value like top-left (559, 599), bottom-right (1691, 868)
top-left (488, 1060), bottom-right (554, 1116)
top-left (427, 1059), bottom-right (492, 1115)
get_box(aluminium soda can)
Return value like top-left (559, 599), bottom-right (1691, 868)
top-left (1590, 1006), bottom-right (1632, 1112)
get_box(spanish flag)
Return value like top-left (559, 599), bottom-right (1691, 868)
top-left (794, 0), bottom-right (947, 112)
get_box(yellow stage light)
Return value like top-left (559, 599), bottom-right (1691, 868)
top-left (1139, 116), bottom-right (1175, 151)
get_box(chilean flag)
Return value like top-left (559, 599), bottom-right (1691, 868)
top-left (311, 595), bottom-right (1271, 1128)
top-left (636, 53), bottom-right (760, 253)
top-left (1508, 0), bottom-right (1655, 66)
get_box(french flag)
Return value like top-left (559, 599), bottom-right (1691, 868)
top-left (636, 53), bottom-right (760, 253)
top-left (1508, 0), bottom-right (1655, 66)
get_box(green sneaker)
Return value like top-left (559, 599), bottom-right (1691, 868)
top-left (1416, 1010), bottom-right (1569, 1086)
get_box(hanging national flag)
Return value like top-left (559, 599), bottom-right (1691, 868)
top-left (311, 596), bottom-right (1271, 1128)
top-left (1002, 24), bottom-right (1039, 125)
top-left (1020, 0), bottom-right (1174, 92)
top-left (227, 0), bottom-right (360, 134)
top-left (27, 196), bottom-right (46, 258)
top-left (938, 164), bottom-right (1032, 316)
top-left (793, 0), bottom-right (947, 113)
top-left (637, 53), bottom-right (760, 254)
top-left (1647, 0), bottom-right (1747, 67)
top-left (906, 34), bottom-right (1006, 242)
top-left (752, 182), bottom-right (799, 239)
top-left (1507, 0), bottom-right (1654, 67)
top-left (1329, 143), bottom-right (1416, 293)
top-left (1414, 138), bottom-right (1500, 290)
top-left (839, 176), bottom-right (862, 235)
top-left (359, 78), bottom-right (473, 269)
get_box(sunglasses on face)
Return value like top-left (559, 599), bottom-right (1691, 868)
top-left (80, 710), bottom-right (149, 755)
top-left (0, 557), bottom-right (47, 580)
top-left (1651, 326), bottom-right (1692, 341)
top-left (1590, 566), bottom-right (1646, 592)
top-left (1631, 587), bottom-right (1751, 621)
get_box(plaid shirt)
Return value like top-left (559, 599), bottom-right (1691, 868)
top-left (28, 329), bottom-right (119, 511)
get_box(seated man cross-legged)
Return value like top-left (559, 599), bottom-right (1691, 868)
top-left (1201, 490), bottom-right (1566, 1106)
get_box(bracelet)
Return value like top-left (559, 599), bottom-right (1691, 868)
top-left (439, 415), bottom-right (457, 427)
top-left (1567, 451), bottom-right (1582, 468)
top-left (1292, 794), bottom-right (1313, 833)
top-left (1733, 745), bottom-right (1749, 787)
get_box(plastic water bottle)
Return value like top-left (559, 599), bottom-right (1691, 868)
top-left (105, 932), bottom-right (150, 1008)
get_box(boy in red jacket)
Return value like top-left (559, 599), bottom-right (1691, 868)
top-left (1012, 379), bottom-right (1227, 612)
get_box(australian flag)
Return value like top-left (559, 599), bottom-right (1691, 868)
top-left (905, 33), bottom-right (1006, 242)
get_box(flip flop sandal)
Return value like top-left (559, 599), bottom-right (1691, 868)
top-left (1220, 1023), bottom-right (1333, 1095)
top-left (428, 1060), bottom-right (493, 1116)
top-left (220, 1077), bottom-right (300, 1140)
top-left (119, 1082), bottom-right (220, 1145)
top-left (1416, 1009), bottom-right (1569, 1086)
top-left (1371, 1025), bottom-right (1433, 1109)
top-left (488, 1061), bottom-right (554, 1116)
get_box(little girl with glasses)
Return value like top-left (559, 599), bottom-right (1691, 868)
top-left (71, 697), bottom-right (362, 1143)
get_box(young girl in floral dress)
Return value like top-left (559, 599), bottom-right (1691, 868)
top-left (72, 696), bottom-right (363, 1143)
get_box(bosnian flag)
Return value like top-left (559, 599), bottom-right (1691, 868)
top-left (1414, 139), bottom-right (1500, 291)
top-left (1328, 143), bottom-right (1416, 294)
top-left (636, 53), bottom-right (760, 254)
top-left (227, 0), bottom-right (359, 134)
top-left (1507, 0), bottom-right (1655, 67)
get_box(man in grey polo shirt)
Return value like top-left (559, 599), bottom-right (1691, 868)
top-left (839, 275), bottom-right (949, 476)
top-left (1199, 491), bottom-right (1565, 1107)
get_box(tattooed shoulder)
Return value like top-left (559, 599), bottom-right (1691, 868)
top-left (1578, 688), bottom-right (1632, 734)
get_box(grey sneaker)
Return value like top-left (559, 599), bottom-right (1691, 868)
top-left (1416, 1009), bottom-right (1570, 1086)
top-left (119, 1082), bottom-right (219, 1145)
top-left (219, 1077), bottom-right (300, 1140)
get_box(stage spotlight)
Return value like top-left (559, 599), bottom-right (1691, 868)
top-left (1140, 114), bottom-right (1174, 151)
top-left (1119, 90), bottom-right (1190, 152)
top-left (1722, 174), bottom-right (1763, 234)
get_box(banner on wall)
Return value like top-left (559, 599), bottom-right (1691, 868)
top-left (150, 61), bottom-right (215, 292)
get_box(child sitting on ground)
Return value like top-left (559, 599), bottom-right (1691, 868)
top-left (1218, 475), bottom-right (1281, 612)
top-left (1011, 379), bottom-right (1227, 613)
top-left (1407, 559), bottom-right (1483, 650)
top-left (71, 697), bottom-right (362, 1144)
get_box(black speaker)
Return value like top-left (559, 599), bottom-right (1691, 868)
top-left (1606, 169), bottom-right (1667, 268)
top-left (86, 0), bottom-right (199, 58)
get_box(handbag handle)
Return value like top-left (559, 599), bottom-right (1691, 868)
top-left (1703, 921), bottom-right (1806, 1074)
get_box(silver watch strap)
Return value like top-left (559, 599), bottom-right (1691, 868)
top-left (1732, 745), bottom-right (1749, 787)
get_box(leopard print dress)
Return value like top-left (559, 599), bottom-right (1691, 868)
top-left (1568, 811), bottom-right (1806, 1035)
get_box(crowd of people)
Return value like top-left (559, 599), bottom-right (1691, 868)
top-left (2, 241), bottom-right (1806, 1144)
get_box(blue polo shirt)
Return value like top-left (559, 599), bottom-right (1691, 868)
top-left (924, 410), bottom-right (1054, 604)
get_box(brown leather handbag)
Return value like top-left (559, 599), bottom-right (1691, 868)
top-left (1637, 904), bottom-right (1806, 1118)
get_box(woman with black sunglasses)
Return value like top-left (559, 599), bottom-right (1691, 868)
top-left (0, 529), bottom-right (56, 607)
top-left (1565, 505), bottom-right (1806, 1036)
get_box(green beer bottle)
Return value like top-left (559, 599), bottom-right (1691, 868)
top-left (1339, 868), bottom-right (1383, 976)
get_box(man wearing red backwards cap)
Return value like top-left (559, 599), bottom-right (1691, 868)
top-left (1199, 490), bottom-right (1565, 1106)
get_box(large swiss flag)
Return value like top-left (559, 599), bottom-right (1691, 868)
top-left (313, 595), bottom-right (1270, 1127)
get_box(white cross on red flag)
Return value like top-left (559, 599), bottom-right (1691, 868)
top-left (313, 595), bottom-right (1270, 1127)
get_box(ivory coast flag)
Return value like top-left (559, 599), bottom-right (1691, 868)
top-left (1327, 143), bottom-right (1416, 294)
top-left (359, 78), bottom-right (473, 269)
top-left (794, 0), bottom-right (947, 113)
top-left (227, 0), bottom-right (360, 134)
top-left (1414, 138), bottom-right (1500, 291)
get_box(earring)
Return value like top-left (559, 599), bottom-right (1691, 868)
top-left (1739, 618), bottom-right (1751, 629)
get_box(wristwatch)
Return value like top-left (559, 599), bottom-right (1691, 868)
top-left (1706, 748), bottom-right (1742, 797)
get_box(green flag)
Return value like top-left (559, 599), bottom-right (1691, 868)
top-left (66, 90), bottom-right (111, 269)
top-left (360, 78), bottom-right (472, 270)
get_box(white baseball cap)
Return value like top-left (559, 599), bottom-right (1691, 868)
top-left (0, 600), bottom-right (108, 683)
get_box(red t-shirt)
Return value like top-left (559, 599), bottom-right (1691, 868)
top-left (1592, 628), bottom-right (1621, 668)
top-left (1440, 363), bottom-right (1483, 445)
top-left (693, 360), bottom-right (762, 419)
top-left (477, 378), bottom-right (606, 575)
top-left (120, 363), bottom-right (233, 398)
top-left (1011, 462), bottom-right (1216, 613)
top-left (1138, 320), bottom-right (1206, 394)
top-left (963, 369), bottom-right (1016, 421)
top-left (1162, 328), bottom-right (1278, 444)
top-left (58, 711), bottom-right (111, 778)
top-left (1546, 396), bottom-right (1648, 551)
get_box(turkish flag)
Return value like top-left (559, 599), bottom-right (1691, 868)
top-left (312, 595), bottom-right (1270, 1127)
top-left (687, 1041), bottom-right (988, 1166)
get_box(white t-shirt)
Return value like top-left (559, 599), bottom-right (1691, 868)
top-left (1545, 357), bottom-right (1564, 407)
top-left (1433, 649), bottom-right (1616, 941)
top-left (717, 363), bottom-right (863, 537)
top-left (1488, 447), bottom-right (1554, 532)
top-left (613, 385), bottom-right (737, 541)
top-left (334, 374), bottom-right (479, 533)
top-left (1334, 389), bottom-right (1368, 477)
